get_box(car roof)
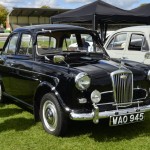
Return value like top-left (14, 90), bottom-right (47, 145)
top-left (13, 24), bottom-right (90, 33)
top-left (114, 25), bottom-right (150, 33)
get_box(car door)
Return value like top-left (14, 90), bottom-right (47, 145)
top-left (123, 32), bottom-right (149, 63)
top-left (0, 32), bottom-right (36, 105)
top-left (0, 33), bottom-right (20, 95)
top-left (105, 32), bottom-right (128, 59)
top-left (9, 32), bottom-right (38, 105)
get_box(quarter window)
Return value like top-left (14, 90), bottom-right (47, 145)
top-left (19, 34), bottom-right (33, 55)
top-left (4, 34), bottom-right (18, 55)
top-left (128, 34), bottom-right (148, 51)
top-left (107, 33), bottom-right (127, 50)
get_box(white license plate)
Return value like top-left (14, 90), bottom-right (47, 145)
top-left (109, 112), bottom-right (144, 126)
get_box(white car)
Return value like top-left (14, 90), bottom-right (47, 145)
top-left (68, 35), bottom-right (94, 52)
top-left (69, 32), bottom-right (113, 52)
top-left (104, 26), bottom-right (150, 64)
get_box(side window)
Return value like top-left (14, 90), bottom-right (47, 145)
top-left (19, 34), bottom-right (33, 55)
top-left (64, 34), bottom-right (77, 51)
top-left (128, 34), bottom-right (148, 51)
top-left (37, 35), bottom-right (56, 55)
top-left (66, 34), bottom-right (91, 51)
top-left (107, 33), bottom-right (127, 50)
top-left (4, 34), bottom-right (18, 55)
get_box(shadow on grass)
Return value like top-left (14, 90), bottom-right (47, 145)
top-left (0, 108), bottom-right (24, 118)
top-left (1, 99), bottom-right (150, 141)
top-left (0, 99), bottom-right (12, 108)
top-left (0, 100), bottom-right (34, 133)
top-left (67, 115), bottom-right (150, 142)
top-left (0, 117), bottom-right (34, 133)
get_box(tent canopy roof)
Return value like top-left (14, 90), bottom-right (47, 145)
top-left (51, 0), bottom-right (149, 24)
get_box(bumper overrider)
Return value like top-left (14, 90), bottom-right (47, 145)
top-left (70, 103), bottom-right (150, 124)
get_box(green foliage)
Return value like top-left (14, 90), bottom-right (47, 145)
top-left (41, 5), bottom-right (51, 9)
top-left (1, 101), bottom-right (150, 150)
top-left (0, 4), bottom-right (8, 28)
top-left (140, 3), bottom-right (149, 7)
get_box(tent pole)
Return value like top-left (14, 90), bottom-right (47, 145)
top-left (92, 14), bottom-right (96, 30)
top-left (100, 22), bottom-right (104, 43)
top-left (104, 23), bottom-right (108, 41)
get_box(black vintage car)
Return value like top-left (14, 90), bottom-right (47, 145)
top-left (0, 24), bottom-right (150, 136)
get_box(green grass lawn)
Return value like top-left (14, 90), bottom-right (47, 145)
top-left (1, 100), bottom-right (150, 150)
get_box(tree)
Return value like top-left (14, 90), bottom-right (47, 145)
top-left (0, 4), bottom-right (8, 28)
top-left (41, 5), bottom-right (50, 9)
top-left (140, 3), bottom-right (149, 7)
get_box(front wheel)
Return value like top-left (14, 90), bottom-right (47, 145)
top-left (40, 93), bottom-right (68, 136)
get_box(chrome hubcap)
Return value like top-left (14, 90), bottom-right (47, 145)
top-left (43, 100), bottom-right (58, 132)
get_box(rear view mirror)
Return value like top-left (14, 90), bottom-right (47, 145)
top-left (144, 52), bottom-right (150, 59)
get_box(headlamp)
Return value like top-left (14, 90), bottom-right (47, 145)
top-left (75, 72), bottom-right (91, 91)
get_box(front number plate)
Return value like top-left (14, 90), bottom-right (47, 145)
top-left (109, 112), bottom-right (144, 126)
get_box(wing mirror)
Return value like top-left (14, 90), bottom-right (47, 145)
top-left (53, 55), bottom-right (65, 63)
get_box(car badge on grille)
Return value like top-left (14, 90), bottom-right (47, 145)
top-left (120, 74), bottom-right (127, 80)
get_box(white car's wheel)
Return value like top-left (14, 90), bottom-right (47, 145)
top-left (40, 93), bottom-right (68, 136)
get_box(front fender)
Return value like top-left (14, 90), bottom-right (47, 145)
top-left (33, 80), bottom-right (71, 121)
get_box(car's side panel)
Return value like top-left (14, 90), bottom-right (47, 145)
top-left (104, 29), bottom-right (150, 64)
top-left (123, 32), bottom-right (149, 63)
top-left (105, 32), bottom-right (129, 59)
top-left (9, 58), bottom-right (37, 105)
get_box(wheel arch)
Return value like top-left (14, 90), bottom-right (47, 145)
top-left (33, 81), bottom-right (70, 121)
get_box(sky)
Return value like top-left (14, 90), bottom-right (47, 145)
top-left (0, 0), bottom-right (150, 10)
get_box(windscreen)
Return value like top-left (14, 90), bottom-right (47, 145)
top-left (36, 31), bottom-right (104, 55)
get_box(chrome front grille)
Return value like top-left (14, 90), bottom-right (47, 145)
top-left (111, 69), bottom-right (133, 107)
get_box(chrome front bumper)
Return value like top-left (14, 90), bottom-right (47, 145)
top-left (70, 104), bottom-right (150, 124)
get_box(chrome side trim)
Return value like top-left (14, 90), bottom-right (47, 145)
top-left (0, 63), bottom-right (60, 86)
top-left (3, 92), bottom-right (33, 109)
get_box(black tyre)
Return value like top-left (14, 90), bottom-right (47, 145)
top-left (40, 93), bottom-right (68, 136)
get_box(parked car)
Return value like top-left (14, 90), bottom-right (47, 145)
top-left (104, 26), bottom-right (150, 64)
top-left (68, 34), bottom-right (94, 52)
top-left (0, 29), bottom-right (4, 33)
top-left (69, 31), bottom-right (113, 51)
top-left (1, 24), bottom-right (150, 136)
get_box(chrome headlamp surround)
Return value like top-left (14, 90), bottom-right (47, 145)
top-left (75, 72), bottom-right (91, 91)
top-left (148, 70), bottom-right (150, 80)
